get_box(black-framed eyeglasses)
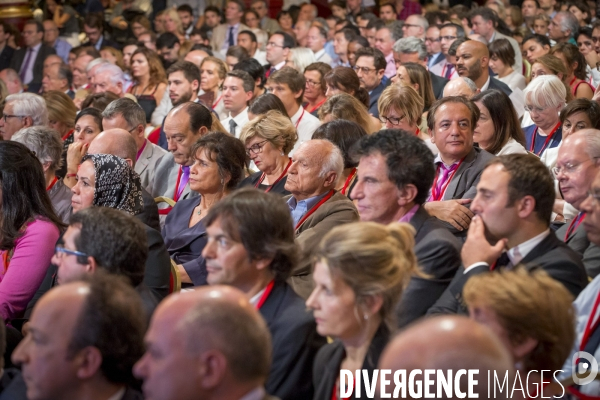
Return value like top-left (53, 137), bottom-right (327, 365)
top-left (245, 139), bottom-right (269, 156)
top-left (379, 115), bottom-right (405, 125)
top-left (353, 66), bottom-right (377, 74)
top-left (425, 37), bottom-right (440, 42)
top-left (2, 114), bottom-right (26, 122)
top-left (440, 35), bottom-right (457, 41)
top-left (305, 79), bottom-right (321, 87)
top-left (266, 42), bottom-right (284, 48)
top-left (55, 245), bottom-right (88, 258)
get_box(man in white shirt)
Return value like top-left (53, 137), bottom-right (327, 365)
top-left (293, 20), bottom-right (311, 47)
top-left (210, 0), bottom-right (249, 55)
top-left (266, 67), bottom-right (320, 154)
top-left (375, 24), bottom-right (399, 78)
top-left (237, 30), bottom-right (267, 65)
top-left (307, 26), bottom-right (333, 66)
top-left (222, 70), bottom-right (254, 138)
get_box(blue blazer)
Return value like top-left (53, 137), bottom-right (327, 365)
top-left (162, 197), bottom-right (208, 286)
top-left (523, 123), bottom-right (562, 156)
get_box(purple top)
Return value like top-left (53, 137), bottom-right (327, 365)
top-left (0, 218), bottom-right (60, 321)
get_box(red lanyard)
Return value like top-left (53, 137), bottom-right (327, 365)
top-left (255, 280), bottom-right (275, 310)
top-left (62, 129), bottom-right (74, 141)
top-left (565, 213), bottom-right (586, 241)
top-left (331, 377), bottom-right (354, 400)
top-left (305, 98), bottom-right (326, 114)
top-left (255, 159), bottom-right (292, 193)
top-left (415, 127), bottom-right (420, 136)
top-left (529, 122), bottom-right (560, 156)
top-left (430, 159), bottom-right (464, 201)
top-left (158, 166), bottom-right (188, 216)
top-left (212, 94), bottom-right (222, 108)
top-left (341, 168), bottom-right (356, 195)
top-left (295, 109), bottom-right (305, 129)
top-left (46, 176), bottom-right (58, 191)
top-left (295, 190), bottom-right (335, 230)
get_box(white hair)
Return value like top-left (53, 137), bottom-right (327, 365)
top-left (315, 139), bottom-right (344, 179)
top-left (86, 58), bottom-right (111, 73)
top-left (393, 37), bottom-right (427, 61)
top-left (95, 63), bottom-right (125, 86)
top-left (290, 47), bottom-right (317, 74)
top-left (579, 129), bottom-right (600, 160)
top-left (12, 126), bottom-right (63, 171)
top-left (523, 74), bottom-right (566, 109)
top-left (5, 93), bottom-right (48, 126)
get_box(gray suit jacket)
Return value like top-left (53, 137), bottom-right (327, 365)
top-left (211, 23), bottom-right (250, 52)
top-left (135, 139), bottom-right (167, 194)
top-left (48, 178), bottom-right (72, 224)
top-left (442, 146), bottom-right (496, 201)
top-left (492, 31), bottom-right (522, 73)
top-left (557, 219), bottom-right (600, 278)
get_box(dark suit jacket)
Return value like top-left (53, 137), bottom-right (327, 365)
top-left (441, 146), bottom-right (496, 202)
top-left (429, 71), bottom-right (449, 99)
top-left (239, 170), bottom-right (290, 196)
top-left (397, 206), bottom-right (462, 327)
top-left (0, 46), bottom-right (14, 71)
top-left (313, 324), bottom-right (389, 400)
top-left (81, 35), bottom-right (122, 50)
top-left (487, 77), bottom-right (512, 96)
top-left (557, 219), bottom-right (600, 278)
top-left (66, 89), bottom-right (75, 99)
top-left (368, 79), bottom-right (391, 117)
top-left (428, 232), bottom-right (588, 315)
top-left (260, 280), bottom-right (326, 400)
top-left (138, 188), bottom-right (161, 232)
top-left (9, 44), bottom-right (56, 93)
top-left (285, 191), bottom-right (359, 299)
top-left (161, 196), bottom-right (208, 286)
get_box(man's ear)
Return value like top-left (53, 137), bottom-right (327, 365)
top-left (86, 256), bottom-right (98, 274)
top-left (323, 170), bottom-right (338, 187)
top-left (75, 346), bottom-right (103, 380)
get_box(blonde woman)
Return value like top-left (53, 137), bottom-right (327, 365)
top-left (238, 110), bottom-right (298, 195)
top-left (285, 48), bottom-right (317, 73)
top-left (319, 93), bottom-right (381, 134)
top-left (198, 56), bottom-right (229, 120)
top-left (163, 8), bottom-right (185, 43)
top-left (43, 90), bottom-right (77, 143)
top-left (307, 222), bottom-right (419, 400)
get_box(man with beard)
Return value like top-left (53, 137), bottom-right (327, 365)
top-left (166, 61), bottom-right (200, 107)
top-left (428, 154), bottom-right (587, 315)
top-left (455, 40), bottom-right (512, 96)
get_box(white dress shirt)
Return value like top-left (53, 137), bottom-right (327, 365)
top-left (222, 107), bottom-right (249, 138)
top-left (252, 48), bottom-right (267, 65)
top-left (290, 106), bottom-right (321, 155)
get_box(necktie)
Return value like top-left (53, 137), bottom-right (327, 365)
top-left (177, 166), bottom-right (190, 200)
top-left (495, 252), bottom-right (511, 270)
top-left (431, 162), bottom-right (458, 201)
top-left (445, 64), bottom-right (454, 79)
top-left (266, 67), bottom-right (275, 78)
top-left (229, 119), bottom-right (237, 137)
top-left (228, 26), bottom-right (235, 47)
top-left (19, 48), bottom-right (33, 83)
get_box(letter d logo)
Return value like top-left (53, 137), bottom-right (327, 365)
top-left (572, 351), bottom-right (598, 386)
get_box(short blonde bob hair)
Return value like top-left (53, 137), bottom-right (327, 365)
top-left (43, 90), bottom-right (77, 128)
top-left (378, 84), bottom-right (424, 127)
top-left (240, 110), bottom-right (298, 155)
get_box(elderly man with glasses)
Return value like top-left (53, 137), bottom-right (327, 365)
top-left (353, 47), bottom-right (390, 118)
top-left (0, 92), bottom-right (48, 140)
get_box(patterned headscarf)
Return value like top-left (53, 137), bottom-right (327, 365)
top-left (81, 154), bottom-right (144, 216)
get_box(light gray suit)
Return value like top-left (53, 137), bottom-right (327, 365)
top-left (557, 219), bottom-right (600, 278)
top-left (135, 139), bottom-right (167, 194)
top-left (491, 31), bottom-right (522, 74)
top-left (441, 146), bottom-right (496, 201)
top-left (210, 23), bottom-right (250, 53)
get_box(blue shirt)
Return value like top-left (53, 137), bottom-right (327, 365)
top-left (287, 191), bottom-right (329, 227)
top-left (53, 39), bottom-right (72, 63)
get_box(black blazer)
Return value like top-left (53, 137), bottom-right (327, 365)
top-left (81, 35), bottom-right (122, 50)
top-left (9, 44), bottom-right (56, 93)
top-left (556, 220), bottom-right (600, 278)
top-left (137, 188), bottom-right (161, 232)
top-left (313, 324), bottom-right (390, 400)
top-left (238, 170), bottom-right (291, 196)
top-left (487, 77), bottom-right (512, 96)
top-left (0, 46), bottom-right (14, 71)
top-left (260, 280), bottom-right (326, 400)
top-left (428, 232), bottom-right (588, 315)
top-left (396, 206), bottom-right (462, 327)
top-left (429, 71), bottom-right (449, 99)
top-left (368, 79), bottom-right (391, 118)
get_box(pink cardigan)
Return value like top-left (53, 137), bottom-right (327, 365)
top-left (0, 218), bottom-right (60, 321)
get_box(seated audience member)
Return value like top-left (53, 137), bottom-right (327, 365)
top-left (374, 23), bottom-right (399, 79)
top-left (238, 30), bottom-right (267, 65)
top-left (247, 93), bottom-right (290, 120)
top-left (233, 58), bottom-right (267, 99)
top-left (226, 45), bottom-right (250, 70)
top-left (134, 285), bottom-right (273, 400)
top-left (351, 129), bottom-right (461, 326)
top-left (0, 93), bottom-right (48, 140)
top-left (195, 57), bottom-right (229, 121)
top-left (464, 268), bottom-right (575, 385)
top-left (394, 62), bottom-right (436, 116)
top-left (319, 93), bottom-right (381, 134)
top-left (308, 221), bottom-right (418, 399)
top-left (323, 66), bottom-right (369, 108)
top-left (239, 111), bottom-right (297, 195)
top-left (152, 103), bottom-right (212, 218)
top-left (163, 132), bottom-right (246, 287)
top-left (551, 43), bottom-right (594, 100)
top-left (378, 83), bottom-right (428, 142)
top-left (12, 127), bottom-right (72, 223)
top-left (286, 48), bottom-right (317, 75)
top-left (442, 76), bottom-right (479, 98)
top-left (222, 70), bottom-right (254, 138)
top-left (0, 70), bottom-right (24, 96)
top-left (488, 38), bottom-right (526, 91)
top-left (0, 142), bottom-right (62, 322)
top-left (128, 47), bottom-right (167, 124)
top-left (80, 92), bottom-right (120, 111)
top-left (42, 90), bottom-right (77, 147)
top-left (353, 47), bottom-right (390, 118)
top-left (554, 130), bottom-right (600, 277)
top-left (63, 108), bottom-right (103, 188)
top-left (331, 28), bottom-right (355, 68)
top-left (11, 274), bottom-right (146, 400)
top-left (429, 154), bottom-right (587, 315)
top-left (312, 120), bottom-right (366, 197)
top-left (392, 37), bottom-right (449, 99)
top-left (307, 26), bottom-right (333, 65)
top-left (378, 316), bottom-right (515, 399)
top-left (424, 96), bottom-right (495, 232)
top-left (523, 75), bottom-right (566, 157)
top-left (102, 98), bottom-right (167, 193)
top-left (156, 32), bottom-right (182, 70)
top-left (41, 63), bottom-right (74, 97)
top-left (347, 36), bottom-right (369, 68)
top-left (454, 40), bottom-right (512, 96)
top-left (303, 62), bottom-right (331, 117)
top-left (283, 139), bottom-right (359, 298)
top-left (471, 90), bottom-right (527, 155)
top-left (92, 63), bottom-right (125, 97)
top-left (267, 67), bottom-right (321, 150)
top-left (202, 189), bottom-right (326, 400)
top-left (522, 33), bottom-right (551, 65)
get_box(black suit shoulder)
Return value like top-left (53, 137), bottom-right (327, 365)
top-left (137, 188), bottom-right (160, 231)
top-left (429, 71), bottom-right (449, 99)
top-left (143, 224), bottom-right (171, 301)
top-left (0, 46), bottom-right (14, 71)
top-left (487, 77), bottom-right (512, 96)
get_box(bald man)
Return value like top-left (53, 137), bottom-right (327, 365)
top-left (379, 316), bottom-right (515, 399)
top-left (134, 286), bottom-right (276, 400)
top-left (443, 77), bottom-right (480, 98)
top-left (455, 40), bottom-right (512, 96)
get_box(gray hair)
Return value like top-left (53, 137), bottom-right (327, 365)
top-left (407, 14), bottom-right (429, 30)
top-left (12, 126), bottom-right (63, 172)
top-left (5, 93), bottom-right (48, 126)
top-left (86, 58), bottom-right (111, 73)
top-left (393, 37), bottom-right (427, 61)
top-left (557, 11), bottom-right (579, 38)
top-left (523, 75), bottom-right (566, 110)
top-left (314, 139), bottom-right (344, 179)
top-left (95, 63), bottom-right (125, 87)
top-left (102, 97), bottom-right (147, 129)
top-left (581, 129), bottom-right (600, 160)
top-left (290, 47), bottom-right (316, 73)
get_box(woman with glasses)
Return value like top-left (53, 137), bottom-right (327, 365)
top-left (239, 110), bottom-right (297, 195)
top-left (162, 132), bottom-right (246, 287)
top-left (0, 141), bottom-right (62, 321)
top-left (522, 75), bottom-right (566, 158)
top-left (64, 108), bottom-right (103, 189)
top-left (303, 62), bottom-right (331, 117)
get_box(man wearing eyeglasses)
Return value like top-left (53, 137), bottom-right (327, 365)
top-left (430, 23), bottom-right (464, 79)
top-left (426, 26), bottom-right (444, 69)
top-left (374, 24), bottom-right (399, 79)
top-left (554, 129), bottom-right (600, 277)
top-left (401, 14), bottom-right (428, 40)
top-left (265, 31), bottom-right (294, 77)
top-left (0, 92), bottom-right (47, 140)
top-left (354, 47), bottom-right (390, 118)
